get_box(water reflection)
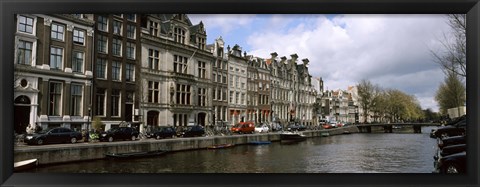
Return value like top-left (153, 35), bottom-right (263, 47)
top-left (30, 127), bottom-right (437, 173)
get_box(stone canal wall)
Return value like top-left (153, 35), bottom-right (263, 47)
top-left (14, 126), bottom-right (359, 165)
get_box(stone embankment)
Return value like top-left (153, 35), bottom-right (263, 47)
top-left (14, 126), bottom-right (359, 166)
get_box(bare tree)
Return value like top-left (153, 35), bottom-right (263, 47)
top-left (357, 79), bottom-right (381, 123)
top-left (430, 14), bottom-right (466, 78)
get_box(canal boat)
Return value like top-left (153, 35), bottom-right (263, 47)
top-left (207, 143), bottom-right (235, 149)
top-left (14, 158), bottom-right (38, 172)
top-left (105, 150), bottom-right (168, 159)
top-left (248, 141), bottom-right (272, 145)
top-left (321, 132), bottom-right (330, 137)
top-left (280, 132), bottom-right (307, 143)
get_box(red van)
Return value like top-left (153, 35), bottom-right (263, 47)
top-left (230, 122), bottom-right (255, 134)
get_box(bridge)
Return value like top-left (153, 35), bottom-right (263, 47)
top-left (355, 123), bottom-right (441, 133)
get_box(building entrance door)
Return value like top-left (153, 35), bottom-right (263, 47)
top-left (14, 95), bottom-right (31, 134)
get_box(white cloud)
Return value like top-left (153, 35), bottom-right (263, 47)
top-left (189, 14), bottom-right (256, 34)
top-left (245, 14), bottom-right (452, 112)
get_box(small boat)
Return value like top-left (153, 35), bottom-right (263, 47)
top-left (207, 143), bottom-right (235, 149)
top-left (342, 131), bottom-right (351, 134)
top-left (321, 132), bottom-right (330, 137)
top-left (14, 158), bottom-right (38, 172)
top-left (105, 150), bottom-right (168, 159)
top-left (248, 141), bottom-right (272, 145)
top-left (280, 132), bottom-right (307, 143)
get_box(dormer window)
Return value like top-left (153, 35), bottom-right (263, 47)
top-left (174, 27), bottom-right (186, 44)
top-left (198, 37), bottom-right (206, 50)
top-left (149, 21), bottom-right (159, 37)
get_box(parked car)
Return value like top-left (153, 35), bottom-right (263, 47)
top-left (178, 125), bottom-right (205, 137)
top-left (329, 121), bottom-right (338, 128)
top-left (322, 123), bottom-right (333, 129)
top-left (255, 124), bottom-right (270, 133)
top-left (337, 122), bottom-right (344, 128)
top-left (231, 122), bottom-right (255, 134)
top-left (439, 144), bottom-right (466, 157)
top-left (151, 126), bottom-right (177, 139)
top-left (271, 123), bottom-right (283, 132)
top-left (435, 151), bottom-right (466, 173)
top-left (99, 127), bottom-right (139, 142)
top-left (24, 127), bottom-right (83, 145)
top-left (286, 123), bottom-right (306, 132)
top-left (433, 119), bottom-right (466, 138)
top-left (437, 135), bottom-right (466, 149)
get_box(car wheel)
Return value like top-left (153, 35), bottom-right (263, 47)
top-left (36, 139), bottom-right (44, 145)
top-left (156, 135), bottom-right (161, 140)
top-left (70, 137), bottom-right (77, 144)
top-left (131, 136), bottom-right (136, 141)
top-left (171, 134), bottom-right (175, 138)
top-left (445, 163), bottom-right (460, 173)
top-left (108, 137), bottom-right (114, 142)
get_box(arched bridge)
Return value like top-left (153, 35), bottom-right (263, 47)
top-left (356, 123), bottom-right (441, 133)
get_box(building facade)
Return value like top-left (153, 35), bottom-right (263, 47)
top-left (92, 14), bottom-right (142, 131)
top-left (14, 14), bottom-right (95, 133)
top-left (227, 45), bottom-right (248, 125)
top-left (209, 37), bottom-right (229, 126)
top-left (139, 14), bottom-right (214, 131)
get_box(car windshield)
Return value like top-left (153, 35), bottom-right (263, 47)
top-left (38, 129), bottom-right (51, 134)
top-left (107, 128), bottom-right (119, 132)
top-left (234, 124), bottom-right (242, 128)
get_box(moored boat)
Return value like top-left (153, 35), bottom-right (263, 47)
top-left (14, 158), bottom-right (38, 172)
top-left (248, 141), bottom-right (272, 145)
top-left (105, 150), bottom-right (168, 159)
top-left (280, 132), bottom-right (307, 143)
top-left (321, 132), bottom-right (330, 137)
top-left (207, 143), bottom-right (235, 149)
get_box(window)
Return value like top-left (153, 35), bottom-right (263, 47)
top-left (95, 88), bottom-right (105, 116)
top-left (223, 90), bottom-right (227, 101)
top-left (198, 37), bottom-right (206, 50)
top-left (236, 92), bottom-right (239, 104)
top-left (213, 73), bottom-right (216, 82)
top-left (71, 84), bottom-right (83, 116)
top-left (149, 21), bottom-right (159, 36)
top-left (73, 29), bottom-right (85, 45)
top-left (241, 83), bottom-right (245, 89)
top-left (217, 89), bottom-right (221, 100)
top-left (72, 51), bottom-right (84, 73)
top-left (173, 55), bottom-right (188, 74)
top-left (173, 27), bottom-right (186, 44)
top-left (49, 82), bottom-right (62, 116)
top-left (126, 14), bottom-right (136, 22)
top-left (198, 61), bottom-right (206, 79)
top-left (229, 75), bottom-right (233, 87)
top-left (18, 15), bottom-right (34, 34)
top-left (148, 81), bottom-right (159, 103)
top-left (96, 58), bottom-right (107, 79)
top-left (176, 84), bottom-right (191, 105)
top-left (111, 89), bottom-right (120, 116)
top-left (148, 49), bottom-right (159, 70)
top-left (113, 20), bottom-right (122, 35)
top-left (125, 63), bottom-right (134, 82)
top-left (97, 16), bottom-right (108, 32)
top-left (236, 77), bottom-right (239, 88)
top-left (230, 91), bottom-right (233, 103)
top-left (97, 34), bottom-right (107, 53)
top-left (17, 40), bottom-right (32, 65)
top-left (51, 23), bottom-right (65, 41)
top-left (112, 38), bottom-right (122, 56)
top-left (217, 74), bottom-right (221, 84)
top-left (213, 88), bottom-right (216, 100)
top-left (223, 75), bottom-right (227, 84)
top-left (50, 47), bottom-right (63, 70)
top-left (199, 88), bottom-right (207, 106)
top-left (126, 24), bottom-right (135, 39)
top-left (241, 93), bottom-right (245, 105)
top-left (112, 61), bottom-right (121, 81)
top-left (126, 42), bottom-right (135, 59)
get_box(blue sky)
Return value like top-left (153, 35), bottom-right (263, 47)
top-left (189, 14), bottom-right (455, 112)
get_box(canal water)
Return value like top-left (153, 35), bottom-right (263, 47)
top-left (29, 126), bottom-right (437, 173)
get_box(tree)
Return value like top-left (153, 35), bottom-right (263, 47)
top-left (430, 14), bottom-right (466, 78)
top-left (435, 72), bottom-right (466, 115)
top-left (356, 79), bottom-right (381, 123)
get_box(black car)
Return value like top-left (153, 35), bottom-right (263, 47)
top-left (151, 126), bottom-right (176, 139)
top-left (178, 125), bottom-right (205, 137)
top-left (439, 144), bottom-right (466, 157)
top-left (438, 135), bottom-right (466, 149)
top-left (99, 127), bottom-right (139, 142)
top-left (433, 119), bottom-right (466, 138)
top-left (24, 127), bottom-right (82, 145)
top-left (286, 123), bottom-right (306, 132)
top-left (435, 151), bottom-right (466, 173)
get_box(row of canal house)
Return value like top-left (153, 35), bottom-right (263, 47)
top-left (13, 13), bottom-right (319, 134)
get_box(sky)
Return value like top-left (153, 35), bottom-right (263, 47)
top-left (188, 14), bottom-right (456, 112)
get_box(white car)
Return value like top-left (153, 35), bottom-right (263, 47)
top-left (255, 124), bottom-right (270, 133)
